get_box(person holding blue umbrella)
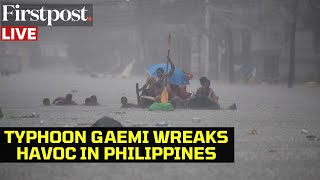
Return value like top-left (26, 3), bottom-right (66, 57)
top-left (138, 56), bottom-right (175, 98)
top-left (145, 63), bottom-right (190, 87)
top-left (136, 34), bottom-right (187, 107)
top-left (145, 63), bottom-right (193, 101)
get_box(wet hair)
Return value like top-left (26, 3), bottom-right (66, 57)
top-left (90, 95), bottom-right (97, 103)
top-left (205, 80), bottom-right (211, 88)
top-left (200, 76), bottom-right (209, 85)
top-left (85, 95), bottom-right (98, 105)
top-left (121, 96), bottom-right (128, 104)
top-left (156, 68), bottom-right (164, 73)
top-left (85, 98), bottom-right (90, 104)
top-left (43, 98), bottom-right (50, 106)
top-left (90, 95), bottom-right (97, 100)
top-left (66, 94), bottom-right (72, 101)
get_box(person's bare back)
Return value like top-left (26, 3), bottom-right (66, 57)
top-left (146, 76), bottom-right (157, 95)
top-left (138, 76), bottom-right (157, 97)
top-left (138, 56), bottom-right (175, 98)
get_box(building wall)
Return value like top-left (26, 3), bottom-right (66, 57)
top-left (251, 30), bottom-right (320, 82)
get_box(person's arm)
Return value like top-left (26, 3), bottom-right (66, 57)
top-left (139, 77), bottom-right (151, 91)
top-left (167, 56), bottom-right (175, 78)
top-left (159, 57), bottom-right (175, 83)
top-left (121, 104), bottom-right (136, 108)
top-left (208, 89), bottom-right (214, 100)
top-left (195, 88), bottom-right (200, 96)
top-left (208, 89), bottom-right (219, 102)
top-left (52, 97), bottom-right (63, 104)
top-left (158, 73), bottom-right (167, 83)
top-left (127, 103), bottom-right (139, 108)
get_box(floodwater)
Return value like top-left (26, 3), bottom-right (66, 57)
top-left (0, 69), bottom-right (320, 180)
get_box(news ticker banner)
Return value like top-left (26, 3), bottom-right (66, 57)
top-left (0, 127), bottom-right (234, 163)
top-left (0, 4), bottom-right (93, 41)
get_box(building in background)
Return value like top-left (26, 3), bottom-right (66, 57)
top-left (0, 43), bottom-right (30, 75)
top-left (1, 0), bottom-right (319, 83)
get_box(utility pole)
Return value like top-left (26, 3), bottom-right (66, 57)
top-left (204, 0), bottom-right (210, 77)
top-left (227, 27), bottom-right (235, 83)
top-left (288, 0), bottom-right (299, 88)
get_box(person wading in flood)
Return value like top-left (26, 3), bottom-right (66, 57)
top-left (53, 94), bottom-right (77, 105)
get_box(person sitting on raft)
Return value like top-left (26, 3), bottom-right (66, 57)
top-left (138, 56), bottom-right (181, 106)
top-left (138, 56), bottom-right (175, 99)
top-left (170, 71), bottom-right (193, 100)
top-left (53, 94), bottom-right (77, 105)
top-left (137, 76), bottom-right (157, 98)
top-left (188, 77), bottom-right (220, 109)
top-left (196, 77), bottom-right (219, 102)
top-left (152, 57), bottom-right (186, 107)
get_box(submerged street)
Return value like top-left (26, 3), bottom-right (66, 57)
top-left (0, 71), bottom-right (319, 180)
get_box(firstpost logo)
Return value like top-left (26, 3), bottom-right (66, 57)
top-left (0, 4), bottom-right (93, 41)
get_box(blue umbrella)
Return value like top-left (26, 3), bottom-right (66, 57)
top-left (145, 63), bottom-right (189, 86)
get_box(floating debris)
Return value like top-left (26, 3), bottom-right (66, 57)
top-left (10, 112), bottom-right (40, 119)
top-left (156, 121), bottom-right (169, 127)
top-left (125, 120), bottom-right (131, 123)
top-left (30, 112), bottom-right (39, 118)
top-left (192, 117), bottom-right (201, 123)
top-left (248, 128), bottom-right (258, 135)
top-left (301, 129), bottom-right (308, 134)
